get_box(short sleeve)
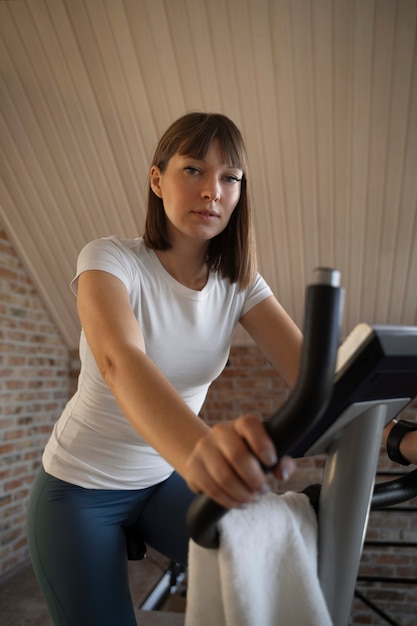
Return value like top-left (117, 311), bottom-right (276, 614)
top-left (70, 237), bottom-right (135, 296)
top-left (241, 273), bottom-right (273, 317)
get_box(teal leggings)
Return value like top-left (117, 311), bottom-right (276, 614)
top-left (27, 466), bottom-right (195, 626)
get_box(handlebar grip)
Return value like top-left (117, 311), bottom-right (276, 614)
top-left (186, 268), bottom-right (343, 548)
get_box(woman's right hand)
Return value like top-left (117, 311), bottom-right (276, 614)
top-left (185, 414), bottom-right (296, 509)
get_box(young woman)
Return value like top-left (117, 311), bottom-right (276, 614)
top-left (27, 112), bottom-right (415, 626)
top-left (27, 112), bottom-right (301, 626)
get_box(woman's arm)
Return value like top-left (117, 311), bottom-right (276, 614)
top-left (242, 298), bottom-right (417, 466)
top-left (240, 295), bottom-right (303, 388)
top-left (77, 270), bottom-right (288, 508)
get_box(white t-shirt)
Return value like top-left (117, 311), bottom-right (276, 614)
top-left (43, 237), bottom-right (273, 489)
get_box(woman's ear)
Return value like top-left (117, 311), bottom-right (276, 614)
top-left (150, 166), bottom-right (163, 198)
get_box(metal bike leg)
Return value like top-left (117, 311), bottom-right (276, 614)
top-left (318, 402), bottom-right (387, 626)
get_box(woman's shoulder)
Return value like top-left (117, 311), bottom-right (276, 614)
top-left (83, 234), bottom-right (143, 251)
top-left (71, 236), bottom-right (148, 295)
top-left (78, 235), bottom-right (148, 262)
top-left (215, 270), bottom-right (271, 295)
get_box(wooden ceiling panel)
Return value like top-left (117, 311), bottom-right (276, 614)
top-left (1, 0), bottom-right (416, 349)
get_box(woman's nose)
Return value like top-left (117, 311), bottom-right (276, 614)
top-left (201, 179), bottom-right (221, 201)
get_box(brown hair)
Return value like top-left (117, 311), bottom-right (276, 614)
top-left (143, 112), bottom-right (257, 289)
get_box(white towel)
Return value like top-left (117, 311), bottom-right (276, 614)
top-left (185, 491), bottom-right (332, 626)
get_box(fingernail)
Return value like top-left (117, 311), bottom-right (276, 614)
top-left (259, 483), bottom-right (270, 495)
top-left (282, 466), bottom-right (290, 482)
top-left (262, 450), bottom-right (278, 468)
top-left (281, 458), bottom-right (295, 482)
top-left (280, 456), bottom-right (297, 482)
top-left (252, 485), bottom-right (270, 503)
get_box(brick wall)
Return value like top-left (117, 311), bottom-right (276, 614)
top-left (200, 346), bottom-right (417, 625)
top-left (0, 226), bottom-right (71, 578)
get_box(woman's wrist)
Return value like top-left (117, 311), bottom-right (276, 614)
top-left (386, 419), bottom-right (417, 466)
top-left (397, 428), bottom-right (417, 465)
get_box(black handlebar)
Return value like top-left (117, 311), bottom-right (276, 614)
top-left (371, 468), bottom-right (417, 509)
top-left (186, 268), bottom-right (343, 548)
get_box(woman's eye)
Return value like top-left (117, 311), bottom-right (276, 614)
top-left (224, 175), bottom-right (241, 184)
top-left (184, 166), bottom-right (200, 175)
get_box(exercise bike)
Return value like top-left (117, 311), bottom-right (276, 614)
top-left (187, 268), bottom-right (417, 626)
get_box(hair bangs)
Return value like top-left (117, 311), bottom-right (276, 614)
top-left (176, 115), bottom-right (247, 173)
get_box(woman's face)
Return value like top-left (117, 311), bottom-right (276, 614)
top-left (150, 140), bottom-right (243, 245)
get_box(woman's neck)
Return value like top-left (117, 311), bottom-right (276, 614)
top-left (155, 245), bottom-right (209, 291)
